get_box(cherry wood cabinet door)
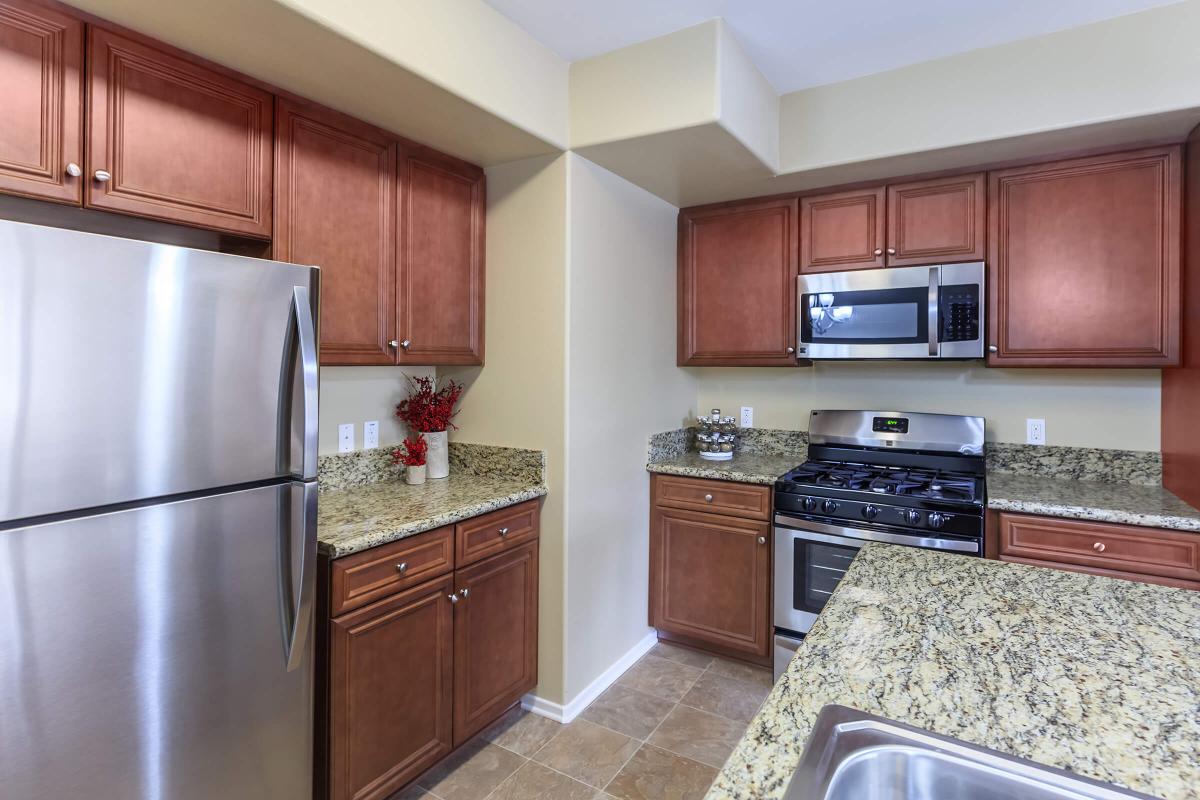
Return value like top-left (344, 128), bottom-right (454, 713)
top-left (886, 173), bottom-right (985, 267)
top-left (397, 145), bottom-right (485, 365)
top-left (329, 575), bottom-right (454, 800)
top-left (0, 0), bottom-right (83, 204)
top-left (85, 26), bottom-right (272, 236)
top-left (988, 147), bottom-right (1181, 367)
top-left (452, 541), bottom-right (538, 746)
top-left (679, 197), bottom-right (799, 366)
top-left (275, 98), bottom-right (398, 365)
top-left (649, 506), bottom-right (771, 658)
top-left (800, 186), bottom-right (885, 273)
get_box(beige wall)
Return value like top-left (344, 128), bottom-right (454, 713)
top-left (694, 363), bottom-right (1161, 451)
top-left (443, 155), bottom-right (570, 704)
top-left (562, 154), bottom-right (695, 701)
top-left (318, 367), bottom-right (435, 455)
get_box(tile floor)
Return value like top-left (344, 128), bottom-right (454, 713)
top-left (400, 642), bottom-right (773, 800)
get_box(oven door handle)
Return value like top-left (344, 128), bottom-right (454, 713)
top-left (775, 515), bottom-right (980, 554)
top-left (928, 266), bottom-right (940, 357)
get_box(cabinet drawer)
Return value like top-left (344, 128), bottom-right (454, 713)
top-left (998, 513), bottom-right (1200, 583)
top-left (653, 474), bottom-right (771, 521)
top-left (455, 500), bottom-right (540, 568)
top-left (329, 526), bottom-right (454, 616)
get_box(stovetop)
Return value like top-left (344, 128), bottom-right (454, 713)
top-left (779, 460), bottom-right (983, 505)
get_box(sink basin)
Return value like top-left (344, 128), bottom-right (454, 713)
top-left (783, 706), bottom-right (1161, 800)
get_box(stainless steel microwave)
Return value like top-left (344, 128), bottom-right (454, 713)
top-left (797, 262), bottom-right (985, 360)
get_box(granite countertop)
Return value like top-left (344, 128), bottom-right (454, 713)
top-left (318, 472), bottom-right (546, 558)
top-left (988, 472), bottom-right (1200, 533)
top-left (708, 544), bottom-right (1200, 800)
top-left (645, 451), bottom-right (801, 485)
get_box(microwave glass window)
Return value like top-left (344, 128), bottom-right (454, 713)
top-left (808, 296), bottom-right (919, 339)
top-left (792, 539), bottom-right (858, 616)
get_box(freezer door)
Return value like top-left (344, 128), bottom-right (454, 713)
top-left (0, 480), bottom-right (316, 800)
top-left (0, 219), bottom-right (319, 522)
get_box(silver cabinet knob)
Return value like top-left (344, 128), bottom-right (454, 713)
top-left (988, 345), bottom-right (998, 353)
top-left (93, 169), bottom-right (111, 182)
top-left (498, 527), bottom-right (510, 537)
top-left (400, 340), bottom-right (411, 349)
top-left (873, 248), bottom-right (883, 256)
top-left (886, 247), bottom-right (896, 255)
top-left (758, 536), bottom-right (766, 544)
top-left (459, 588), bottom-right (470, 598)
top-left (1093, 542), bottom-right (1106, 552)
top-left (786, 346), bottom-right (795, 354)
top-left (388, 340), bottom-right (400, 348)
top-left (447, 593), bottom-right (459, 604)
top-left (396, 562), bottom-right (408, 574)
top-left (65, 162), bottom-right (82, 177)
top-left (704, 494), bottom-right (714, 503)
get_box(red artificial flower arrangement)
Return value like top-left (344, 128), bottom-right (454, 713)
top-left (395, 376), bottom-right (464, 433)
top-left (393, 434), bottom-right (428, 467)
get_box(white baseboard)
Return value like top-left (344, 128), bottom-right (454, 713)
top-left (521, 630), bottom-right (657, 724)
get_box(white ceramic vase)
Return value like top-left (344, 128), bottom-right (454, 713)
top-left (405, 464), bottom-right (427, 485)
top-left (425, 430), bottom-right (449, 479)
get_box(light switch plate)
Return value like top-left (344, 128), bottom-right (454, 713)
top-left (740, 407), bottom-right (754, 427)
top-left (338, 423), bottom-right (355, 453)
top-left (1026, 418), bottom-right (1046, 446)
top-left (363, 421), bottom-right (379, 449)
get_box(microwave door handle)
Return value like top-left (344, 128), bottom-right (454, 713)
top-left (928, 266), bottom-right (939, 357)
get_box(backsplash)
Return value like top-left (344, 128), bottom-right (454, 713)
top-left (320, 441), bottom-right (546, 492)
top-left (647, 427), bottom-right (808, 463)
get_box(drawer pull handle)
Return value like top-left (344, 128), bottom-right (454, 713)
top-left (1093, 542), bottom-right (1106, 552)
top-left (704, 494), bottom-right (714, 503)
top-left (498, 527), bottom-right (510, 537)
top-left (396, 562), bottom-right (408, 574)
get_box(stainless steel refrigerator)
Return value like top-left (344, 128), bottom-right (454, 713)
top-left (0, 219), bottom-right (320, 799)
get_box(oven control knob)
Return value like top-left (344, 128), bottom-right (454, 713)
top-left (903, 510), bottom-right (922, 525)
top-left (802, 497), bottom-right (819, 513)
top-left (862, 505), bottom-right (879, 520)
top-left (821, 499), bottom-right (839, 514)
top-left (928, 512), bottom-right (948, 529)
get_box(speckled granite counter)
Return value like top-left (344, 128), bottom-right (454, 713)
top-left (318, 442), bottom-right (547, 558)
top-left (646, 451), bottom-right (800, 485)
top-left (708, 544), bottom-right (1200, 800)
top-left (989, 472), bottom-right (1200, 533)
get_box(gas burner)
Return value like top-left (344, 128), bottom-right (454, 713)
top-left (781, 461), bottom-right (980, 505)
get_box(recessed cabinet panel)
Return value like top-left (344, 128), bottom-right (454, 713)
top-left (887, 173), bottom-right (985, 267)
top-left (0, 0), bottom-right (83, 204)
top-left (800, 187), bottom-right (885, 273)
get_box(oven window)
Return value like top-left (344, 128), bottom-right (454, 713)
top-left (801, 288), bottom-right (928, 345)
top-left (793, 540), bottom-right (858, 616)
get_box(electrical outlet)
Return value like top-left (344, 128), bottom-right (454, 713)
top-left (338, 423), bottom-right (355, 453)
top-left (740, 406), bottom-right (754, 427)
top-left (363, 421), bottom-right (379, 449)
top-left (1026, 418), bottom-right (1046, 446)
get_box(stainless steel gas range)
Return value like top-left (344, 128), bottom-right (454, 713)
top-left (773, 409), bottom-right (986, 679)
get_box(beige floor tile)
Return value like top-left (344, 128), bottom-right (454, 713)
top-left (646, 705), bottom-right (745, 769)
top-left (392, 785), bottom-right (435, 800)
top-left (604, 743), bottom-right (718, 800)
top-left (706, 656), bottom-right (774, 689)
top-left (482, 705), bottom-right (562, 756)
top-left (531, 719), bottom-right (640, 788)
top-left (648, 642), bottom-right (714, 670)
top-left (613, 654), bottom-right (703, 703)
top-left (581, 684), bottom-right (675, 739)
top-left (679, 671), bottom-right (770, 723)
top-left (417, 739), bottom-right (525, 800)
top-left (488, 761), bottom-right (596, 799)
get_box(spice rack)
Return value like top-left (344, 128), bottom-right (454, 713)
top-left (696, 408), bottom-right (738, 461)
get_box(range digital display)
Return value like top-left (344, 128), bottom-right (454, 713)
top-left (872, 416), bottom-right (909, 434)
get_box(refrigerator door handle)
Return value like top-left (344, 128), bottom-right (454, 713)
top-left (293, 286), bottom-right (319, 480)
top-left (282, 481), bottom-right (317, 672)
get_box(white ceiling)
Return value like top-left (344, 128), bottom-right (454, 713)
top-left (483, 0), bottom-right (1182, 93)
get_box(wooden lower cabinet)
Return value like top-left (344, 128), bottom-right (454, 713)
top-left (649, 504), bottom-right (772, 659)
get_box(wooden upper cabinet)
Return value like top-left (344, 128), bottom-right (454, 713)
top-left (886, 173), bottom-right (985, 266)
top-left (85, 26), bottom-right (272, 236)
top-left (988, 147), bottom-right (1181, 367)
top-left (679, 197), bottom-right (799, 366)
top-left (0, 0), bottom-right (83, 204)
top-left (800, 187), bottom-right (885, 273)
top-left (275, 98), bottom-right (397, 365)
top-left (398, 146), bottom-right (485, 365)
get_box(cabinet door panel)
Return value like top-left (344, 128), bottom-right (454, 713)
top-left (679, 197), bottom-right (798, 366)
top-left (275, 98), bottom-right (397, 365)
top-left (0, 0), bottom-right (82, 203)
top-left (398, 147), bottom-right (485, 365)
top-left (800, 187), bottom-right (885, 273)
top-left (650, 506), bottom-right (771, 658)
top-left (887, 173), bottom-right (985, 266)
top-left (453, 541), bottom-right (538, 745)
top-left (86, 27), bottom-right (272, 236)
top-left (988, 147), bottom-right (1181, 366)
top-left (329, 575), bottom-right (454, 800)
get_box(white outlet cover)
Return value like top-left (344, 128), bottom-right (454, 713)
top-left (1026, 418), bottom-right (1046, 446)
top-left (364, 421), bottom-right (379, 449)
top-left (740, 406), bottom-right (754, 427)
top-left (338, 423), bottom-right (355, 453)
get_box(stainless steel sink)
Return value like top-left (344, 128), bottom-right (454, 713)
top-left (783, 706), bottom-right (1161, 800)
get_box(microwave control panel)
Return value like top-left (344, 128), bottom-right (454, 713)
top-left (939, 284), bottom-right (980, 342)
